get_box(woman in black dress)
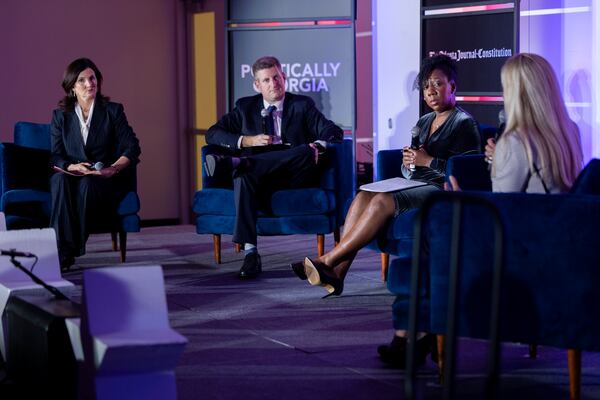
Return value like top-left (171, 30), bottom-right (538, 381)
top-left (293, 54), bottom-right (480, 296)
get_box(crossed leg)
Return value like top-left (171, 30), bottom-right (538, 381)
top-left (316, 191), bottom-right (397, 279)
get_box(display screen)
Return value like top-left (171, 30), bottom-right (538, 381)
top-left (458, 102), bottom-right (504, 128)
top-left (423, 0), bottom-right (506, 7)
top-left (422, 11), bottom-right (515, 94)
top-left (228, 0), bottom-right (354, 22)
top-left (229, 27), bottom-right (355, 129)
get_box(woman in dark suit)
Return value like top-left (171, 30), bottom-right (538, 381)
top-left (50, 58), bottom-right (141, 271)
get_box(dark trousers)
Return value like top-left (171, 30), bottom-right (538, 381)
top-left (50, 173), bottom-right (123, 257)
top-left (233, 144), bottom-right (320, 246)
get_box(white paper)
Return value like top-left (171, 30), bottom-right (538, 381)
top-left (359, 177), bottom-right (428, 193)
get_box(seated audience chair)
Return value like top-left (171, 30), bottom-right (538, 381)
top-left (398, 159), bottom-right (600, 400)
top-left (439, 155), bottom-right (599, 362)
top-left (193, 139), bottom-right (353, 263)
top-left (0, 228), bottom-right (74, 361)
top-left (79, 265), bottom-right (187, 400)
top-left (0, 121), bottom-right (140, 261)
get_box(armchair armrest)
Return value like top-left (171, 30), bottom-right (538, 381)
top-left (445, 154), bottom-right (491, 191)
top-left (0, 143), bottom-right (51, 194)
top-left (377, 149), bottom-right (405, 180)
top-left (570, 158), bottom-right (600, 195)
top-left (116, 192), bottom-right (140, 216)
top-left (0, 190), bottom-right (51, 212)
top-left (14, 122), bottom-right (51, 151)
top-left (322, 140), bottom-right (353, 226)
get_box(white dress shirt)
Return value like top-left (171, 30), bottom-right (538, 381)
top-left (74, 100), bottom-right (95, 145)
top-left (262, 98), bottom-right (284, 137)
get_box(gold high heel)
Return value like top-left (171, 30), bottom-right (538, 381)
top-left (303, 257), bottom-right (344, 297)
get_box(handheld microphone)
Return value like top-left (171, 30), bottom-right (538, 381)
top-left (495, 109), bottom-right (506, 141)
top-left (260, 108), bottom-right (269, 134)
top-left (487, 109), bottom-right (506, 168)
top-left (409, 126), bottom-right (421, 171)
top-left (85, 162), bottom-right (104, 171)
top-left (1, 249), bottom-right (35, 258)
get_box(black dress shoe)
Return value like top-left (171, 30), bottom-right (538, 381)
top-left (303, 257), bottom-right (343, 297)
top-left (238, 252), bottom-right (262, 279)
top-left (378, 334), bottom-right (437, 368)
top-left (377, 335), bottom-right (408, 367)
top-left (290, 261), bottom-right (307, 280)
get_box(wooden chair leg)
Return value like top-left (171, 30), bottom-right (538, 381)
top-left (213, 234), bottom-right (222, 264)
top-left (111, 232), bottom-right (118, 251)
top-left (234, 243), bottom-right (241, 253)
top-left (568, 349), bottom-right (581, 400)
top-left (437, 335), bottom-right (445, 385)
top-left (333, 228), bottom-right (340, 246)
top-left (380, 253), bottom-right (389, 281)
top-left (528, 344), bottom-right (537, 359)
top-left (119, 232), bottom-right (127, 263)
top-left (317, 234), bottom-right (325, 257)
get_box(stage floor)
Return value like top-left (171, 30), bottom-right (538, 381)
top-left (9, 225), bottom-right (600, 399)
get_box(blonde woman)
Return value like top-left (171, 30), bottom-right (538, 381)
top-left (486, 52), bottom-right (582, 193)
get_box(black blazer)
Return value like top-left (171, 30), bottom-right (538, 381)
top-left (205, 93), bottom-right (343, 151)
top-left (51, 101), bottom-right (141, 171)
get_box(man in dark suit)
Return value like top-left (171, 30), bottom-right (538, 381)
top-left (205, 56), bottom-right (343, 279)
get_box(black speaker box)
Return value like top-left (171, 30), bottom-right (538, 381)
top-left (4, 293), bottom-right (80, 398)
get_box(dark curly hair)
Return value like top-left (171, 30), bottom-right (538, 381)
top-left (414, 54), bottom-right (458, 91)
top-left (58, 58), bottom-right (109, 111)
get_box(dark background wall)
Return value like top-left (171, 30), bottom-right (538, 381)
top-left (0, 0), bottom-right (374, 221)
top-left (0, 0), bottom-right (185, 221)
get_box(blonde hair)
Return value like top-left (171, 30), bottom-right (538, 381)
top-left (499, 53), bottom-right (582, 192)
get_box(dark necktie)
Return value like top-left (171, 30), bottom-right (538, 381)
top-left (265, 105), bottom-right (276, 136)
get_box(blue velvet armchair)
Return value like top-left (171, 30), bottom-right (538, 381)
top-left (445, 154), bottom-right (491, 191)
top-left (390, 159), bottom-right (600, 399)
top-left (369, 148), bottom-right (420, 281)
top-left (0, 121), bottom-right (141, 261)
top-left (193, 139), bottom-right (353, 263)
top-left (406, 184), bottom-right (600, 399)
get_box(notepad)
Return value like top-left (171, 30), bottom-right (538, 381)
top-left (359, 177), bottom-right (428, 193)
